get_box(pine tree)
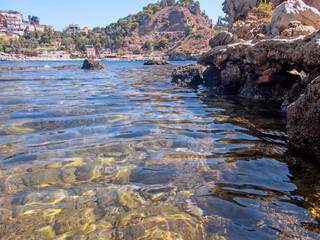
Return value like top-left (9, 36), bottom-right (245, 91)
top-left (193, 1), bottom-right (200, 15)
top-left (167, 0), bottom-right (175, 6)
top-left (160, 0), bottom-right (168, 7)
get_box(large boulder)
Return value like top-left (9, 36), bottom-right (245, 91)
top-left (271, 0), bottom-right (320, 34)
top-left (209, 31), bottom-right (234, 48)
top-left (81, 59), bottom-right (108, 70)
top-left (287, 76), bottom-right (320, 162)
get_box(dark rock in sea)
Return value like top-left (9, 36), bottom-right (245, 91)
top-left (172, 63), bottom-right (221, 88)
top-left (144, 60), bottom-right (172, 65)
top-left (287, 76), bottom-right (320, 162)
top-left (172, 63), bottom-right (206, 87)
top-left (81, 59), bottom-right (108, 70)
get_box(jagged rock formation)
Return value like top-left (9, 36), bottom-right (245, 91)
top-left (287, 76), bottom-right (320, 162)
top-left (197, 32), bottom-right (320, 99)
top-left (81, 59), bottom-right (108, 70)
top-left (144, 60), bottom-right (172, 65)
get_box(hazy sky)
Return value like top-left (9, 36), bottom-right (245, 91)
top-left (2, 0), bottom-right (225, 31)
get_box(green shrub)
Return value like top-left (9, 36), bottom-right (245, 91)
top-left (144, 39), bottom-right (152, 50)
top-left (256, 0), bottom-right (273, 13)
top-left (185, 49), bottom-right (192, 55)
top-left (154, 38), bottom-right (169, 50)
top-left (163, 20), bottom-right (170, 28)
top-left (184, 25), bottom-right (193, 35)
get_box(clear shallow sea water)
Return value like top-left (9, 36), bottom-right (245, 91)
top-left (0, 60), bottom-right (319, 239)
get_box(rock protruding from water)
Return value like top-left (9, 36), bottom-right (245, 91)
top-left (209, 31), bottom-right (234, 48)
top-left (172, 63), bottom-right (221, 88)
top-left (81, 59), bottom-right (108, 70)
top-left (172, 63), bottom-right (206, 87)
top-left (287, 76), bottom-right (320, 162)
top-left (144, 60), bottom-right (172, 65)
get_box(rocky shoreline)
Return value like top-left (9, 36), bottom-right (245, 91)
top-left (172, 0), bottom-right (320, 163)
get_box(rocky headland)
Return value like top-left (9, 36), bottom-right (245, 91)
top-left (172, 0), bottom-right (320, 163)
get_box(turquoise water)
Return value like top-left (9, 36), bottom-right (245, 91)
top-left (0, 61), bottom-right (319, 239)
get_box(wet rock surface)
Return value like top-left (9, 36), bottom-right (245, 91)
top-left (172, 63), bottom-right (221, 88)
top-left (287, 76), bottom-right (320, 161)
top-left (81, 59), bottom-right (108, 70)
top-left (172, 63), bottom-right (207, 87)
top-left (143, 60), bottom-right (172, 65)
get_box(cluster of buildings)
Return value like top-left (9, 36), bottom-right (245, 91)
top-left (0, 10), bottom-right (119, 59)
top-left (0, 10), bottom-right (53, 38)
top-left (64, 24), bottom-right (89, 35)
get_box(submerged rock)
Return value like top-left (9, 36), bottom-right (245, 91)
top-left (81, 59), bottom-right (108, 70)
top-left (55, 65), bottom-right (80, 70)
top-left (144, 60), bottom-right (172, 65)
top-left (287, 76), bottom-right (320, 162)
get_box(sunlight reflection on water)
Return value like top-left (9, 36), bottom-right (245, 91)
top-left (0, 61), bottom-right (319, 239)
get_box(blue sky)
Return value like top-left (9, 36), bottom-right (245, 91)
top-left (2, 0), bottom-right (225, 31)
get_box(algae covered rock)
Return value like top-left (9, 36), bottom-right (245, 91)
top-left (143, 60), bottom-right (172, 65)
